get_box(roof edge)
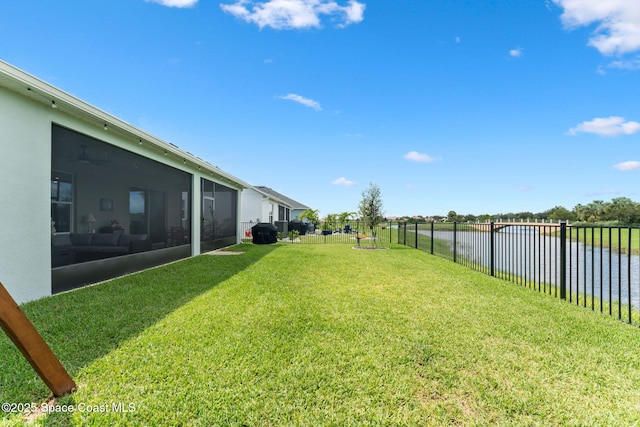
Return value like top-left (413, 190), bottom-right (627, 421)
top-left (0, 60), bottom-right (251, 189)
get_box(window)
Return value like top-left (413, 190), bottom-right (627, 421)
top-left (129, 190), bottom-right (147, 235)
top-left (277, 205), bottom-right (290, 222)
top-left (51, 171), bottom-right (73, 233)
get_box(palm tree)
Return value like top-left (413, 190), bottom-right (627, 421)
top-left (323, 213), bottom-right (337, 231)
top-left (337, 211), bottom-right (356, 230)
top-left (299, 209), bottom-right (320, 225)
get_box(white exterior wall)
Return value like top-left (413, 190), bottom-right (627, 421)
top-left (241, 188), bottom-right (266, 223)
top-left (0, 86), bottom-right (52, 303)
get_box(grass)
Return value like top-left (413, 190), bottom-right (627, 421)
top-left (411, 222), bottom-right (476, 232)
top-left (489, 273), bottom-right (640, 326)
top-left (410, 229), bottom-right (640, 326)
top-left (3, 244), bottom-right (640, 425)
top-left (568, 226), bottom-right (640, 255)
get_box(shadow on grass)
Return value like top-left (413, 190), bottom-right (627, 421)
top-left (0, 243), bottom-right (278, 414)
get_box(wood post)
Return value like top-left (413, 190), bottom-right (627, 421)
top-left (0, 282), bottom-right (76, 397)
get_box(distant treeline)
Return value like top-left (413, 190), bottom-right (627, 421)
top-left (395, 197), bottom-right (640, 225)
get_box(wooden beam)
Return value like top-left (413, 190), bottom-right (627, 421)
top-left (0, 282), bottom-right (76, 397)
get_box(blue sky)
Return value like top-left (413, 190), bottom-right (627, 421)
top-left (2, 0), bottom-right (640, 217)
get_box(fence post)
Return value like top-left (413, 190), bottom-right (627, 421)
top-left (559, 221), bottom-right (567, 300)
top-left (453, 222), bottom-right (457, 263)
top-left (430, 221), bottom-right (434, 254)
top-left (415, 222), bottom-right (418, 249)
top-left (324, 225), bottom-right (327, 244)
top-left (403, 222), bottom-right (407, 245)
top-left (490, 221), bottom-right (495, 277)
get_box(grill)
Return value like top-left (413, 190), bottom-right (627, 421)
top-left (251, 223), bottom-right (278, 244)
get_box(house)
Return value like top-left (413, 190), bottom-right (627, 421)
top-left (252, 186), bottom-right (310, 222)
top-left (240, 186), bottom-right (292, 224)
top-left (0, 61), bottom-right (251, 304)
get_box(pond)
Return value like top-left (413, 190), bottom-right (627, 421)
top-left (418, 227), bottom-right (640, 308)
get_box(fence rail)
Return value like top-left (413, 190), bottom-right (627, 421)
top-left (241, 221), bottom-right (394, 245)
top-left (398, 221), bottom-right (640, 326)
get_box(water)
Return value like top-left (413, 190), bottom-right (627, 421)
top-left (416, 227), bottom-right (640, 308)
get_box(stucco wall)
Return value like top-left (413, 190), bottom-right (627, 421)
top-left (0, 86), bottom-right (52, 303)
top-left (241, 189), bottom-right (265, 223)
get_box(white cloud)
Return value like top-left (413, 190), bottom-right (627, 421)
top-left (552, 0), bottom-right (640, 55)
top-left (608, 58), bottom-right (640, 70)
top-left (279, 93), bottom-right (322, 111)
top-left (220, 0), bottom-right (365, 30)
top-left (403, 151), bottom-right (437, 163)
top-left (614, 160), bottom-right (640, 171)
top-left (341, 0), bottom-right (365, 27)
top-left (509, 47), bottom-right (523, 57)
top-left (331, 177), bottom-right (357, 187)
top-left (147, 0), bottom-right (198, 7)
top-left (567, 116), bottom-right (640, 137)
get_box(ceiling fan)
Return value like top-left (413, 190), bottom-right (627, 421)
top-left (71, 145), bottom-right (112, 166)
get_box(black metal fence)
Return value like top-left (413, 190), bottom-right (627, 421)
top-left (241, 221), bottom-right (394, 246)
top-left (399, 221), bottom-right (640, 326)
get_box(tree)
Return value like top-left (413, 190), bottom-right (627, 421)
top-left (337, 211), bottom-right (356, 227)
top-left (575, 200), bottom-right (606, 222)
top-left (299, 209), bottom-right (320, 225)
top-left (516, 211), bottom-right (535, 220)
top-left (447, 210), bottom-right (463, 222)
top-left (605, 197), bottom-right (640, 224)
top-left (463, 214), bottom-right (477, 222)
top-left (323, 213), bottom-right (337, 231)
top-left (547, 206), bottom-right (576, 221)
top-left (478, 214), bottom-right (492, 222)
top-left (573, 199), bottom-right (640, 223)
top-left (358, 183), bottom-right (384, 228)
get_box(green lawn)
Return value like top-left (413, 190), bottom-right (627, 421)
top-left (2, 243), bottom-right (640, 426)
top-left (569, 226), bottom-right (640, 255)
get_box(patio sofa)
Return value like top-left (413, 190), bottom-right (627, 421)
top-left (52, 232), bottom-right (151, 266)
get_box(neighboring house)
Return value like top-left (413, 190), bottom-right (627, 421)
top-left (253, 186), bottom-right (310, 222)
top-left (0, 61), bottom-right (252, 304)
top-left (240, 186), bottom-right (292, 224)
